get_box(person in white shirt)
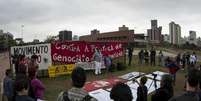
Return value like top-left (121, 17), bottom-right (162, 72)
top-left (92, 48), bottom-right (102, 75)
top-left (190, 52), bottom-right (197, 68)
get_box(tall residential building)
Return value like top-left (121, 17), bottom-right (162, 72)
top-left (147, 20), bottom-right (162, 43)
top-left (169, 22), bottom-right (181, 45)
top-left (58, 30), bottom-right (72, 41)
top-left (188, 31), bottom-right (197, 45)
top-left (151, 20), bottom-right (158, 29)
top-left (197, 37), bottom-right (201, 47)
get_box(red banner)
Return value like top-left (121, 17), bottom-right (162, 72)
top-left (84, 77), bottom-right (126, 92)
top-left (51, 41), bottom-right (124, 65)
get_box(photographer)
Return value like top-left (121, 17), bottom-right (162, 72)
top-left (151, 74), bottom-right (173, 101)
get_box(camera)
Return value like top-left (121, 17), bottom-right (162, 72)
top-left (151, 73), bottom-right (157, 78)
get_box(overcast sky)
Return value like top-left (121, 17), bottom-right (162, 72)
top-left (0, 0), bottom-right (201, 42)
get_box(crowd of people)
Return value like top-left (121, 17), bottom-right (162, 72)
top-left (3, 54), bottom-right (45, 101)
top-left (129, 47), bottom-right (159, 66)
top-left (2, 48), bottom-right (201, 101)
top-left (55, 66), bottom-right (201, 101)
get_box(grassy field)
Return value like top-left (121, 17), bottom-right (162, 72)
top-left (41, 56), bottom-right (187, 101)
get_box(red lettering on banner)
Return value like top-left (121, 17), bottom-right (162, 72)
top-left (84, 46), bottom-right (89, 52)
top-left (51, 42), bottom-right (124, 65)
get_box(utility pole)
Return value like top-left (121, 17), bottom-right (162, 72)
top-left (21, 25), bottom-right (24, 40)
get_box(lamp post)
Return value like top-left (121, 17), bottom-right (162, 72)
top-left (21, 25), bottom-right (24, 40)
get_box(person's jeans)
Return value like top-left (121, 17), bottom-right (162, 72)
top-left (128, 56), bottom-right (132, 66)
top-left (95, 61), bottom-right (101, 75)
top-left (171, 73), bottom-right (176, 85)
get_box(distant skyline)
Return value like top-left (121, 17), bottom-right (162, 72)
top-left (0, 0), bottom-right (201, 42)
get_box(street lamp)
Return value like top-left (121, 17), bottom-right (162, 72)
top-left (21, 25), bottom-right (24, 40)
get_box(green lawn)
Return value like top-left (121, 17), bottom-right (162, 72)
top-left (41, 56), bottom-right (188, 101)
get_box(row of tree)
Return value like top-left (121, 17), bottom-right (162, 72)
top-left (0, 35), bottom-right (16, 52)
top-left (161, 41), bottom-right (201, 50)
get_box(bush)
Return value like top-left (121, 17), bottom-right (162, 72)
top-left (116, 62), bottom-right (127, 71)
top-left (108, 63), bottom-right (116, 72)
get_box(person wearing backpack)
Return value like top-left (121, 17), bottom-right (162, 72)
top-left (57, 67), bottom-right (97, 101)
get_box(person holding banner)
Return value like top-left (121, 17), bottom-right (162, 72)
top-left (93, 48), bottom-right (102, 75)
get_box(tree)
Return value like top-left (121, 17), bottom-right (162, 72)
top-left (44, 35), bottom-right (56, 43)
top-left (0, 35), bottom-right (7, 52)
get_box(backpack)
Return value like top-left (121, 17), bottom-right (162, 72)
top-left (63, 91), bottom-right (93, 101)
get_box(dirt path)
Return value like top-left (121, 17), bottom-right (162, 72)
top-left (0, 52), bottom-right (10, 101)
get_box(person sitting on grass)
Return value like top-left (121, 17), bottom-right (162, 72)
top-left (136, 76), bottom-right (148, 101)
top-left (57, 67), bottom-right (97, 101)
top-left (169, 69), bottom-right (200, 101)
top-left (3, 69), bottom-right (14, 101)
top-left (110, 82), bottom-right (133, 101)
top-left (14, 78), bottom-right (34, 101)
top-left (151, 74), bottom-right (173, 101)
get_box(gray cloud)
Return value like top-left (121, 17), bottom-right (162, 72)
top-left (0, 0), bottom-right (201, 41)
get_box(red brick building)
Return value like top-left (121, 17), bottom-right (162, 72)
top-left (79, 25), bottom-right (135, 43)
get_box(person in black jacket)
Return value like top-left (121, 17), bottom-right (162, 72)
top-left (137, 76), bottom-right (148, 101)
top-left (150, 47), bottom-right (156, 66)
top-left (128, 47), bottom-right (133, 66)
top-left (138, 50), bottom-right (144, 65)
top-left (151, 74), bottom-right (173, 101)
top-left (144, 50), bottom-right (149, 65)
top-left (182, 53), bottom-right (186, 70)
top-left (110, 83), bottom-right (133, 101)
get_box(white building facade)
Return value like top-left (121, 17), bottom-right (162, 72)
top-left (169, 22), bottom-right (181, 45)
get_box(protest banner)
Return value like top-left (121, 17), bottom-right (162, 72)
top-left (10, 43), bottom-right (52, 70)
top-left (84, 77), bottom-right (126, 92)
top-left (51, 41), bottom-right (123, 65)
top-left (48, 64), bottom-right (75, 78)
